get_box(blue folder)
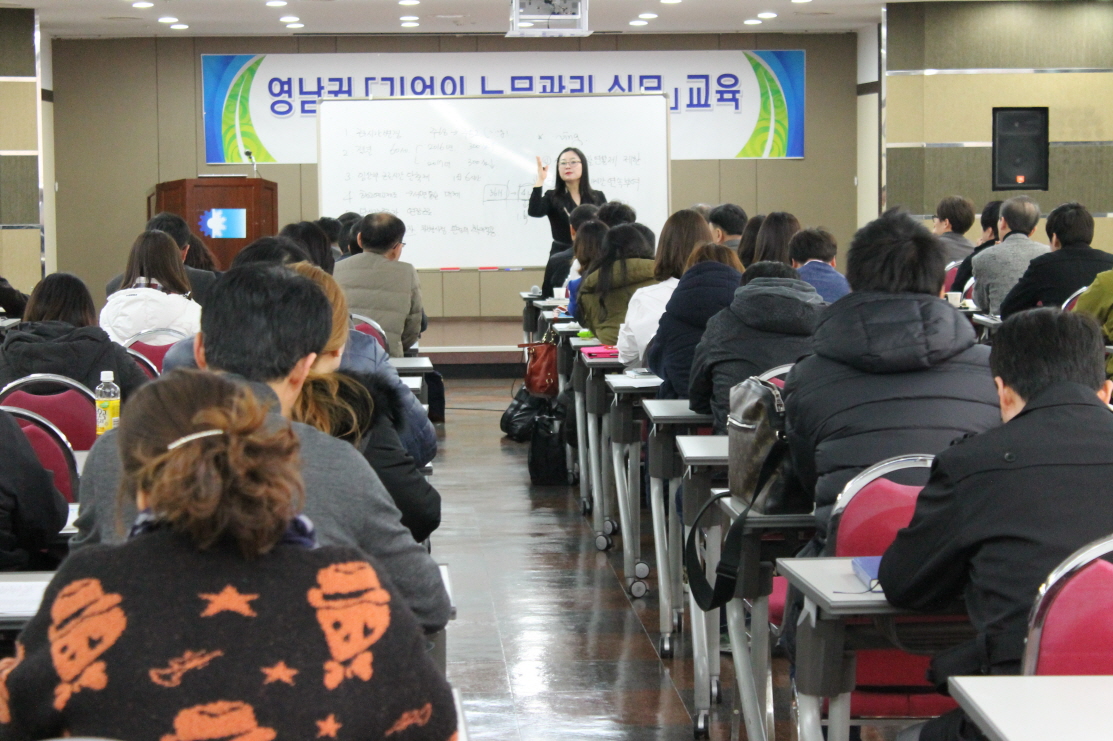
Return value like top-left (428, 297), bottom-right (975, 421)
top-left (852, 556), bottom-right (883, 590)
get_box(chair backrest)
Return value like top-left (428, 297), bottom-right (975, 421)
top-left (2, 406), bottom-right (78, 502)
top-left (122, 327), bottom-right (188, 347)
top-left (1023, 534), bottom-right (1113, 675)
top-left (126, 348), bottom-right (159, 379)
top-left (830, 454), bottom-right (935, 557)
top-left (943, 261), bottom-right (961, 292)
top-left (962, 277), bottom-right (975, 301)
top-left (757, 363), bottom-right (794, 389)
top-left (352, 314), bottom-right (389, 351)
top-left (1062, 286), bottom-right (1087, 311)
top-left (127, 341), bottom-right (174, 373)
top-left (0, 374), bottom-right (97, 451)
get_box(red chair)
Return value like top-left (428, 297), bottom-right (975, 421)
top-left (826, 454), bottom-right (960, 720)
top-left (351, 313), bottom-right (388, 351)
top-left (1023, 533), bottom-right (1113, 675)
top-left (126, 348), bottom-right (159, 379)
top-left (943, 261), bottom-right (961, 292)
top-left (123, 328), bottom-right (189, 373)
top-left (2, 406), bottom-right (79, 502)
top-left (1062, 286), bottom-right (1087, 312)
top-left (0, 374), bottom-right (97, 452)
top-left (757, 363), bottom-right (794, 390)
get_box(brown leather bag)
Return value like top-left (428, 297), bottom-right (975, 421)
top-left (520, 331), bottom-right (559, 398)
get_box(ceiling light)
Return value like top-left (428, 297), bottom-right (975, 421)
top-left (400, 15), bottom-right (418, 20)
top-left (399, 0), bottom-right (420, 5)
top-left (279, 15), bottom-right (299, 22)
top-left (660, 0), bottom-right (682, 4)
top-left (158, 16), bottom-right (177, 23)
top-left (131, 2), bottom-right (154, 8)
top-left (744, 18), bottom-right (762, 24)
top-left (791, 0), bottom-right (812, 3)
top-left (286, 22), bottom-right (304, 28)
top-left (629, 19), bottom-right (648, 25)
top-left (170, 23), bottom-right (188, 29)
top-left (401, 21), bottom-right (420, 26)
top-left (639, 12), bottom-right (658, 18)
top-left (757, 11), bottom-right (777, 18)
top-left (518, 21), bottom-right (534, 26)
top-left (266, 0), bottom-right (287, 5)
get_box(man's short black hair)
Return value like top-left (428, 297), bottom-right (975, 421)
top-left (1000, 196), bottom-right (1041, 236)
top-left (789, 228), bottom-right (838, 264)
top-left (709, 204), bottom-right (749, 236)
top-left (280, 221), bottom-right (335, 273)
top-left (1045, 202), bottom-right (1094, 246)
top-left (597, 201), bottom-right (636, 227)
top-left (846, 208), bottom-right (946, 295)
top-left (569, 204), bottom-right (600, 231)
top-left (145, 212), bottom-right (191, 249)
top-left (315, 217), bottom-right (343, 244)
top-left (981, 200), bottom-right (1003, 239)
top-left (741, 260), bottom-right (799, 285)
top-left (935, 196), bottom-right (975, 234)
top-left (231, 237), bottom-right (310, 268)
top-left (990, 308), bottom-right (1105, 401)
top-left (357, 213), bottom-right (406, 253)
top-left (201, 265), bottom-right (332, 383)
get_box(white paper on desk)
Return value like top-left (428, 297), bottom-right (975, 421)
top-left (0, 583), bottom-right (48, 616)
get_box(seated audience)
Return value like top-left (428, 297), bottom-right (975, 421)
top-left (649, 243), bottom-right (743, 399)
top-left (541, 203), bottom-right (598, 298)
top-left (333, 213), bottom-right (423, 358)
top-left (73, 265), bottom-right (450, 632)
top-left (315, 215), bottom-right (344, 260)
top-left (999, 202), bottom-right (1113, 317)
top-left (972, 196), bottom-right (1048, 314)
top-left (0, 408), bottom-right (67, 570)
top-left (107, 212), bottom-right (217, 306)
top-left (0, 273), bottom-right (147, 399)
top-left (596, 201), bottom-right (636, 228)
top-left (789, 228), bottom-right (850, 302)
top-left (880, 309), bottom-right (1113, 741)
top-left (689, 261), bottom-right (822, 432)
top-left (617, 209), bottom-right (711, 366)
top-left (708, 203), bottom-right (749, 252)
top-left (950, 200), bottom-right (1001, 295)
top-left (183, 234), bottom-right (218, 272)
top-left (0, 369), bottom-right (456, 740)
top-left (737, 214), bottom-right (765, 268)
top-left (99, 230), bottom-right (203, 345)
top-left (0, 277), bottom-right (28, 318)
top-left (564, 220), bottom-right (609, 319)
top-left (337, 211), bottom-right (362, 258)
top-left (784, 209), bottom-right (1000, 550)
top-left (752, 211), bottom-right (801, 264)
top-left (1070, 270), bottom-right (1113, 378)
top-left (932, 195), bottom-right (977, 262)
top-left (289, 261), bottom-right (441, 541)
top-left (575, 224), bottom-right (657, 345)
top-left (280, 220), bottom-right (335, 274)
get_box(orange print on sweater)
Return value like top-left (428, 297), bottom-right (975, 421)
top-left (0, 642), bottom-right (25, 723)
top-left (150, 649), bottom-right (225, 688)
top-left (199, 586), bottom-right (259, 618)
top-left (307, 562), bottom-right (391, 690)
top-left (160, 700), bottom-right (276, 741)
top-left (48, 579), bottom-right (126, 711)
top-left (385, 703), bottom-right (433, 735)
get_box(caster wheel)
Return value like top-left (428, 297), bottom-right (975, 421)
top-left (581, 498), bottom-right (592, 517)
top-left (711, 677), bottom-right (722, 704)
top-left (629, 580), bottom-right (648, 599)
top-left (694, 711), bottom-right (710, 739)
top-left (595, 533), bottom-right (613, 551)
top-left (673, 611), bottom-right (682, 633)
top-left (603, 518), bottom-right (619, 536)
top-left (634, 561), bottom-right (650, 579)
top-left (659, 634), bottom-right (673, 658)
top-left (567, 471), bottom-right (578, 486)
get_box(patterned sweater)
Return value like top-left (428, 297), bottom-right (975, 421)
top-left (0, 529), bottom-right (457, 741)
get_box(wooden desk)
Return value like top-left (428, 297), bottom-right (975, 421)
top-left (949, 675), bottom-right (1113, 741)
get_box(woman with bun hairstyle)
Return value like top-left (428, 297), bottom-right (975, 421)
top-left (0, 369), bottom-right (456, 741)
top-left (528, 147), bottom-right (608, 256)
top-left (574, 224), bottom-right (658, 345)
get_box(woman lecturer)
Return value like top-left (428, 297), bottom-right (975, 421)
top-left (528, 147), bottom-right (607, 256)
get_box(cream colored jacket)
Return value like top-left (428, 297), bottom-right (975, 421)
top-left (333, 251), bottom-right (423, 357)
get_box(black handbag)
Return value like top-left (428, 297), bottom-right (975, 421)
top-left (500, 384), bottom-right (547, 443)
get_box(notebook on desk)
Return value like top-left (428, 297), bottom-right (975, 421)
top-left (582, 346), bottom-right (619, 359)
top-left (852, 556), bottom-right (883, 591)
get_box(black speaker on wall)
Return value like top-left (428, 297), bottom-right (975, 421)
top-left (992, 107), bottom-right (1049, 191)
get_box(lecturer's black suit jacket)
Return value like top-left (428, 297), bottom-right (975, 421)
top-left (879, 381), bottom-right (1113, 671)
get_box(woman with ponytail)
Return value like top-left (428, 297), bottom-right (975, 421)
top-left (0, 370), bottom-right (456, 741)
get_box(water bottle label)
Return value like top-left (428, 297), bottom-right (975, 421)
top-left (96, 399), bottom-right (120, 436)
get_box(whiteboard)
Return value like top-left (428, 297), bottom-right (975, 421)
top-left (317, 95), bottom-right (670, 269)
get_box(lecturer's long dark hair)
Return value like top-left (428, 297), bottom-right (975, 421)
top-left (553, 147), bottom-right (603, 204)
top-left (590, 224), bottom-right (650, 321)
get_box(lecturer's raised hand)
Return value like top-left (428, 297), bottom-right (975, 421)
top-left (534, 155), bottom-right (550, 187)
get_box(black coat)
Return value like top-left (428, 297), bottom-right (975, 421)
top-left (527, 187), bottom-right (606, 253)
top-left (949, 240), bottom-right (993, 295)
top-left (0, 278), bottom-right (27, 318)
top-left (339, 371), bottom-right (441, 543)
top-left (0, 409), bottom-right (67, 570)
top-left (880, 382), bottom-right (1113, 671)
top-left (648, 261), bottom-right (742, 399)
top-left (689, 278), bottom-right (823, 433)
top-left (0, 321), bottom-right (149, 399)
top-left (999, 243), bottom-right (1113, 318)
top-left (541, 247), bottom-right (574, 299)
top-left (106, 266), bottom-right (218, 307)
top-left (784, 292), bottom-right (1000, 544)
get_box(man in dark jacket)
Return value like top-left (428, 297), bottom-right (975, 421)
top-left (106, 212), bottom-right (218, 305)
top-left (689, 262), bottom-right (822, 432)
top-left (540, 204), bottom-right (599, 298)
top-left (880, 309), bottom-right (1113, 741)
top-left (999, 202), bottom-right (1113, 317)
top-left (784, 209), bottom-right (1000, 547)
top-left (0, 277), bottom-right (28, 318)
top-left (0, 409), bottom-right (68, 570)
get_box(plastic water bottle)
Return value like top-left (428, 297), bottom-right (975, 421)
top-left (95, 370), bottom-right (121, 436)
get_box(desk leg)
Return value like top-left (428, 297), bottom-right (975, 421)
top-left (686, 524), bottom-right (712, 723)
top-left (705, 523), bottom-right (721, 701)
top-left (796, 694), bottom-right (824, 741)
top-left (750, 595), bottom-right (775, 741)
top-left (574, 392), bottom-right (590, 513)
top-left (828, 693), bottom-right (851, 741)
top-left (611, 440), bottom-right (637, 588)
top-left (726, 598), bottom-right (767, 741)
top-left (628, 441), bottom-right (643, 567)
top-left (587, 411), bottom-right (605, 537)
top-left (601, 413), bottom-right (617, 537)
top-left (669, 477), bottom-right (684, 625)
top-left (649, 476), bottom-right (673, 653)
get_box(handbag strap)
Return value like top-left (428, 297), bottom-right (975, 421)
top-left (685, 438), bottom-right (789, 612)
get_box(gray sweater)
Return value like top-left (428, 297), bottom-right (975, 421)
top-left (972, 232), bottom-right (1050, 315)
top-left (70, 383), bottom-right (451, 632)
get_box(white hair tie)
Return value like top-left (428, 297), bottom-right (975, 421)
top-left (167, 429), bottom-right (225, 450)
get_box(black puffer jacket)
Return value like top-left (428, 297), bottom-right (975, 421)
top-left (649, 261), bottom-right (742, 399)
top-left (783, 291), bottom-right (1000, 544)
top-left (689, 278), bottom-right (823, 432)
top-left (0, 321), bottom-right (148, 399)
top-left (0, 409), bottom-right (67, 570)
top-left (338, 371), bottom-right (442, 543)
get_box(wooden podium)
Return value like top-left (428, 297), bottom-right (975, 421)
top-left (148, 177), bottom-right (277, 269)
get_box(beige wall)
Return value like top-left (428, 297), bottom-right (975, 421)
top-left (53, 32), bottom-right (857, 315)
